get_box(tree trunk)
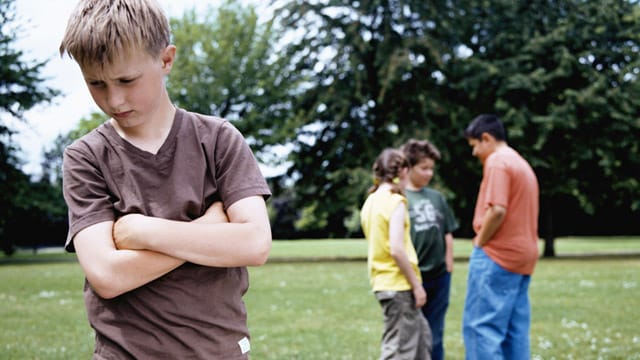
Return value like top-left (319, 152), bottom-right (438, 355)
top-left (541, 196), bottom-right (556, 257)
top-left (543, 233), bottom-right (555, 257)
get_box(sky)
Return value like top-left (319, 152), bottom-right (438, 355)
top-left (7, 0), bottom-right (234, 176)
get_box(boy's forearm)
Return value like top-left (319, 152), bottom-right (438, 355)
top-left (113, 201), bottom-right (229, 252)
top-left (475, 205), bottom-right (506, 247)
top-left (445, 233), bottom-right (454, 271)
top-left (118, 217), bottom-right (271, 267)
top-left (74, 221), bottom-right (185, 299)
top-left (95, 249), bottom-right (185, 298)
top-left (114, 198), bottom-right (271, 267)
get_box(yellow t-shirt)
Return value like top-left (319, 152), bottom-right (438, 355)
top-left (360, 189), bottom-right (421, 292)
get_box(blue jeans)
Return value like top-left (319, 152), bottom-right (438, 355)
top-left (462, 247), bottom-right (531, 360)
top-left (421, 271), bottom-right (451, 360)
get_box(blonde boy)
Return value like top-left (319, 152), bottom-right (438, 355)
top-left (60, 0), bottom-right (271, 358)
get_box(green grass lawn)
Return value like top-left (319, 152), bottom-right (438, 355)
top-left (1, 237), bottom-right (639, 359)
top-left (267, 236), bottom-right (640, 260)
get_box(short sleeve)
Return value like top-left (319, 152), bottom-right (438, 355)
top-left (212, 122), bottom-right (271, 209)
top-left (482, 157), bottom-right (510, 209)
top-left (439, 193), bottom-right (459, 234)
top-left (62, 143), bottom-right (116, 252)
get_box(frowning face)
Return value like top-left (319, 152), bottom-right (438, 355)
top-left (80, 46), bottom-right (175, 130)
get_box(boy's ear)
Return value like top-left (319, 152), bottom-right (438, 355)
top-left (160, 45), bottom-right (177, 72)
top-left (480, 132), bottom-right (494, 143)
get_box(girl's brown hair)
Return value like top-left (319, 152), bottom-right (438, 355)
top-left (368, 148), bottom-right (408, 195)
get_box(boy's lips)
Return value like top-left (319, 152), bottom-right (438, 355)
top-left (113, 110), bottom-right (133, 119)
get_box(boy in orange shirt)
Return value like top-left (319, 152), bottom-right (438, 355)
top-left (462, 114), bottom-right (539, 359)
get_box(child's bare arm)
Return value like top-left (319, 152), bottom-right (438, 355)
top-left (74, 202), bottom-right (232, 299)
top-left (113, 196), bottom-right (271, 267)
top-left (445, 232), bottom-right (454, 273)
top-left (113, 201), bottom-right (230, 250)
top-left (73, 221), bottom-right (185, 299)
top-left (389, 203), bottom-right (426, 308)
top-left (192, 201), bottom-right (229, 224)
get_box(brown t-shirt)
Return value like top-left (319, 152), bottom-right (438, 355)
top-left (62, 108), bottom-right (271, 359)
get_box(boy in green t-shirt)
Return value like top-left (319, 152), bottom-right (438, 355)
top-left (401, 139), bottom-right (458, 360)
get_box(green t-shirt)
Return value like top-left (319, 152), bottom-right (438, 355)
top-left (406, 187), bottom-right (458, 280)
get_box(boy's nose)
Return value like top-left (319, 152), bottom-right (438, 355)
top-left (106, 87), bottom-right (125, 109)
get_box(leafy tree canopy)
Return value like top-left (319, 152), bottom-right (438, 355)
top-left (0, 0), bottom-right (59, 121)
top-left (271, 0), bottom-right (640, 243)
top-left (0, 0), bottom-right (61, 254)
top-left (168, 0), bottom-right (291, 167)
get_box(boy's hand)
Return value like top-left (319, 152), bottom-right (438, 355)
top-left (194, 201), bottom-right (229, 224)
top-left (113, 213), bottom-right (149, 250)
top-left (446, 256), bottom-right (454, 273)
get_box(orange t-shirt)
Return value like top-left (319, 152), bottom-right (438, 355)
top-left (473, 146), bottom-right (539, 275)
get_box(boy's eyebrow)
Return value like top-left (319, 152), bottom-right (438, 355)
top-left (83, 71), bottom-right (142, 82)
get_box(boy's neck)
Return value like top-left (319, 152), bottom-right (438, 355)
top-left (111, 101), bottom-right (176, 154)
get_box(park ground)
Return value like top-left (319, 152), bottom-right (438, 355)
top-left (1, 237), bottom-right (639, 359)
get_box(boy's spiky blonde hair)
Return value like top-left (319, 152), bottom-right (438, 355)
top-left (60, 0), bottom-right (171, 67)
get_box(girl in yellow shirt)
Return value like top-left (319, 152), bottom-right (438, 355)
top-left (361, 148), bottom-right (432, 359)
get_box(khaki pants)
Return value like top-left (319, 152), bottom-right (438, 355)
top-left (375, 290), bottom-right (432, 360)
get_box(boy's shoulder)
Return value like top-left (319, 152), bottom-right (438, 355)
top-left (179, 108), bottom-right (238, 135)
top-left (409, 187), bottom-right (443, 199)
top-left (182, 108), bottom-right (225, 124)
top-left (65, 121), bottom-right (110, 154)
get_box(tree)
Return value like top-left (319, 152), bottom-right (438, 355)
top-left (0, 0), bottom-right (59, 119)
top-left (167, 0), bottom-right (291, 164)
top-left (41, 112), bottom-right (107, 186)
top-left (1, 112), bottom-right (109, 255)
top-left (0, 0), bottom-right (60, 254)
top-left (440, 0), bottom-right (640, 255)
top-left (272, 0), bottom-right (640, 246)
top-left (0, 139), bottom-right (29, 255)
top-left (271, 0), bottom-right (467, 237)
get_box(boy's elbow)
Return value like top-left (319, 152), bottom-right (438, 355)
top-left (250, 247), bottom-right (270, 266)
top-left (249, 226), bottom-right (271, 266)
top-left (94, 287), bottom-right (122, 300)
top-left (85, 267), bottom-right (128, 299)
top-left (87, 275), bottom-right (125, 299)
top-left (491, 204), bottom-right (507, 219)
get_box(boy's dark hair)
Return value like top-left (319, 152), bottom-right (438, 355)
top-left (464, 114), bottom-right (506, 141)
top-left (401, 139), bottom-right (441, 167)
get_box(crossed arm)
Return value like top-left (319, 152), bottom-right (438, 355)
top-left (389, 203), bottom-right (427, 308)
top-left (73, 196), bottom-right (271, 299)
